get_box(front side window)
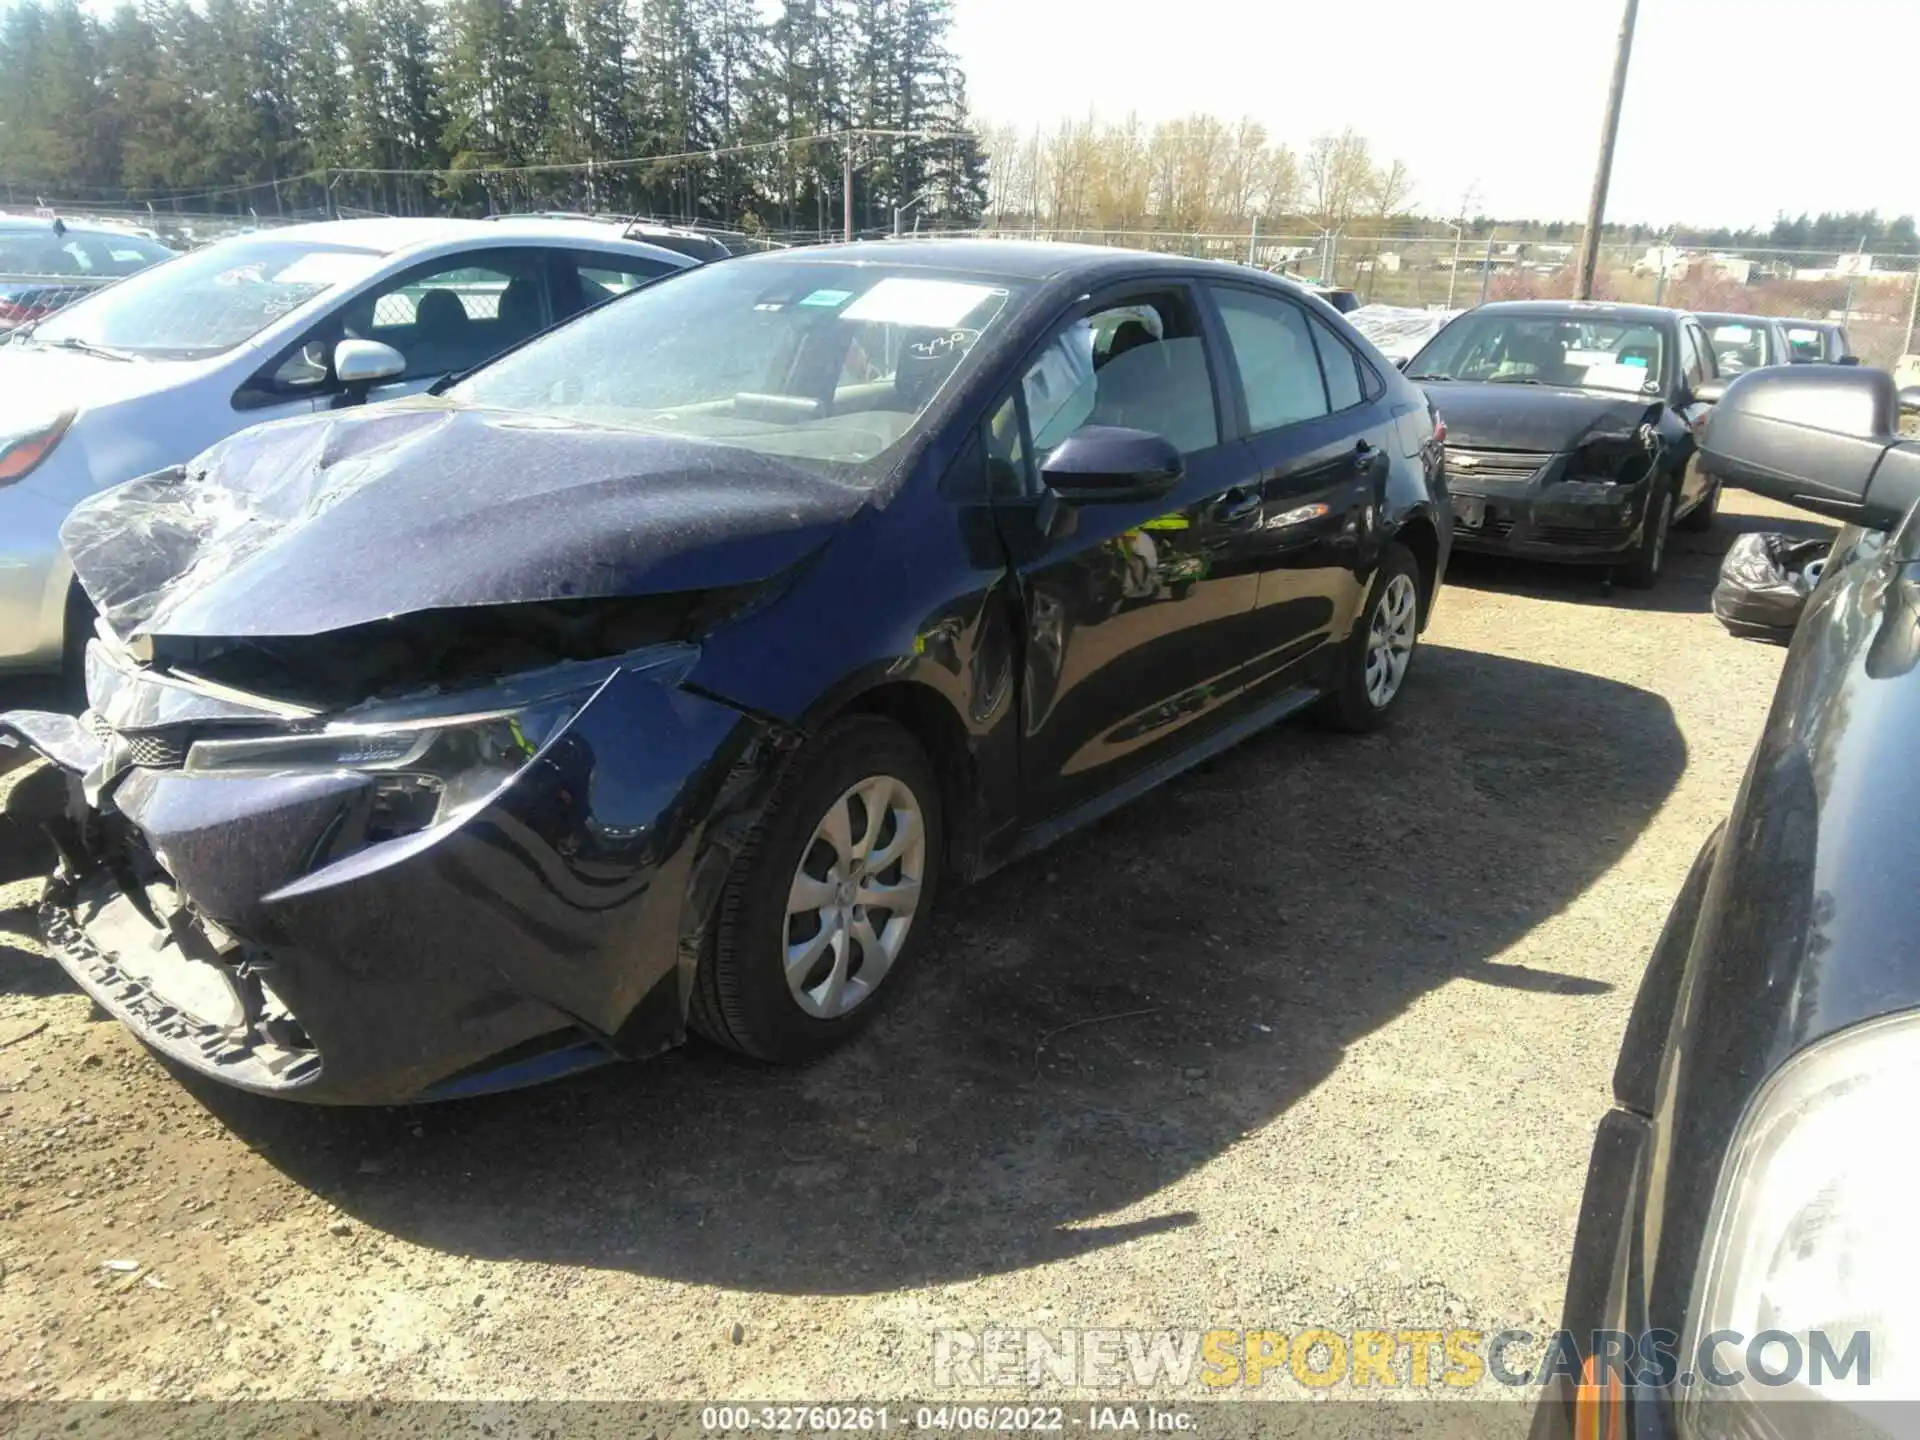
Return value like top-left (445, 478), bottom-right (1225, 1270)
top-left (339, 252), bottom-right (550, 379)
top-left (1407, 312), bottom-right (1667, 395)
top-left (1020, 295), bottom-right (1220, 461)
top-left (1210, 286), bottom-right (1330, 432)
top-left (453, 259), bottom-right (1028, 478)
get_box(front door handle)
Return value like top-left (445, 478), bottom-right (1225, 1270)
top-left (1353, 440), bottom-right (1380, 470)
top-left (1212, 488), bottom-right (1262, 524)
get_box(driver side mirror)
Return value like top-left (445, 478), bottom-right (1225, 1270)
top-left (1691, 377), bottom-right (1729, 406)
top-left (1038, 425), bottom-right (1184, 505)
top-left (1838, 355), bottom-right (1861, 367)
top-left (1701, 366), bottom-right (1920, 531)
top-left (334, 338), bottom-right (406, 389)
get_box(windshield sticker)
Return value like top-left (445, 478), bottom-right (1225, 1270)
top-left (270, 253), bottom-right (381, 288)
top-left (212, 262), bottom-right (271, 288)
top-left (1620, 354), bottom-right (1649, 368)
top-left (1582, 362), bottom-right (1656, 390)
top-left (842, 278), bottom-right (1003, 328)
top-left (798, 288), bottom-right (854, 309)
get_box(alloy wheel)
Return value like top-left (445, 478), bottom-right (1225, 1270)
top-left (1364, 572), bottom-right (1419, 709)
top-left (784, 774), bottom-right (927, 1019)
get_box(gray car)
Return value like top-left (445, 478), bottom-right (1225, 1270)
top-left (0, 216), bottom-right (695, 674)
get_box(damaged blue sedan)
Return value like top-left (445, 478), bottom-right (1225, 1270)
top-left (0, 241), bottom-right (1449, 1103)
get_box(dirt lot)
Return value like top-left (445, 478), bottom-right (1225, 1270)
top-left (0, 492), bottom-right (1831, 1404)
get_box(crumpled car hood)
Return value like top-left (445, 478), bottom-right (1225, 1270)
top-left (63, 400), bottom-right (868, 641)
top-left (1421, 381), bottom-right (1661, 453)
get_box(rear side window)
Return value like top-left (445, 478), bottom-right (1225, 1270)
top-left (556, 251), bottom-right (678, 320)
top-left (1208, 286), bottom-right (1329, 433)
top-left (1306, 310), bottom-right (1366, 412)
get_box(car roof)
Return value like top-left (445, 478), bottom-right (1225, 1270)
top-left (737, 237), bottom-right (1267, 285)
top-left (232, 216), bottom-right (697, 266)
top-left (0, 217), bottom-right (171, 242)
top-left (1467, 299), bottom-right (1683, 326)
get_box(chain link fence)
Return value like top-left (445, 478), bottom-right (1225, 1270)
top-left (13, 202), bottom-right (1919, 366)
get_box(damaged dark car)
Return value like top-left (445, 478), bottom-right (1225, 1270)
top-left (0, 241), bottom-right (1449, 1104)
top-left (1407, 301), bottom-right (1723, 587)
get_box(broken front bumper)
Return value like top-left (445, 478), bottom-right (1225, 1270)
top-left (1447, 449), bottom-right (1655, 563)
top-left (1, 658), bottom-right (774, 1104)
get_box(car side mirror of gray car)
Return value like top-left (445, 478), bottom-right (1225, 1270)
top-left (1039, 425), bottom-right (1184, 506)
top-left (334, 338), bottom-right (406, 389)
top-left (1691, 377), bottom-right (1729, 406)
top-left (1702, 366), bottom-right (1920, 531)
top-left (1838, 354), bottom-right (1861, 367)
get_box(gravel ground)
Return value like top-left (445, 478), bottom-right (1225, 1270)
top-left (0, 491), bottom-right (1831, 1405)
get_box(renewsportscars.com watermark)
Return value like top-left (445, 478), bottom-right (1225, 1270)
top-left (932, 1327), bottom-right (1874, 1392)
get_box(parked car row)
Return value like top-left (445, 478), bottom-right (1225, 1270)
top-left (5, 217), bottom-right (1920, 1430)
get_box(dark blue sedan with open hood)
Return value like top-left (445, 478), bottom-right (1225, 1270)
top-left (0, 240), bottom-right (1449, 1103)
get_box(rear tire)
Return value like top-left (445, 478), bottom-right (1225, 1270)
top-left (1315, 542), bottom-right (1422, 734)
top-left (1620, 485), bottom-right (1674, 589)
top-left (1678, 479), bottom-right (1719, 533)
top-left (690, 715), bottom-right (943, 1063)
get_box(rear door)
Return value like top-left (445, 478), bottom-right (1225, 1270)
top-left (990, 278), bottom-right (1267, 820)
top-left (1675, 319), bottom-right (1715, 511)
top-left (1205, 282), bottom-right (1392, 688)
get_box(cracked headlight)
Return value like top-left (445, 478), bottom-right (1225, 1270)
top-left (1683, 1011), bottom-right (1920, 1421)
top-left (179, 655), bottom-right (685, 837)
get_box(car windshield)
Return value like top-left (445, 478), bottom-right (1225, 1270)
top-left (453, 259), bottom-right (1027, 477)
top-left (1703, 318), bottom-right (1773, 373)
top-left (31, 238), bottom-right (387, 360)
top-left (1409, 312), bottom-right (1667, 394)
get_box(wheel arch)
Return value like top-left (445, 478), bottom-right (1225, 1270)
top-left (835, 678), bottom-right (990, 883)
top-left (1389, 512), bottom-right (1441, 626)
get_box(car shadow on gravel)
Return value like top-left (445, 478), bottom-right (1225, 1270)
top-left (173, 643), bottom-right (1683, 1295)
top-left (1448, 506), bottom-right (1838, 618)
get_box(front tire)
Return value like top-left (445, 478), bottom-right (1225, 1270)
top-left (1316, 542), bottom-right (1422, 734)
top-left (691, 715), bottom-right (943, 1062)
top-left (1678, 479), bottom-right (1719, 533)
top-left (1620, 485), bottom-right (1674, 589)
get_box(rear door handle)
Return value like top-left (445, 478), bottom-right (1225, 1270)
top-left (1212, 488), bottom-right (1262, 523)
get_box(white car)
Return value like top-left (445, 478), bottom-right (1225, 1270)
top-left (0, 216), bottom-right (696, 673)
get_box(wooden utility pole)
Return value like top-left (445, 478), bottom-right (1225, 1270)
top-left (843, 135), bottom-right (854, 243)
top-left (1573, 0), bottom-right (1639, 300)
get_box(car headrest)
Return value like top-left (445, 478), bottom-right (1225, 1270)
top-left (414, 288), bottom-right (470, 340)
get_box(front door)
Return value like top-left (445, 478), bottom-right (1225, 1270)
top-left (991, 282), bottom-right (1267, 821)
